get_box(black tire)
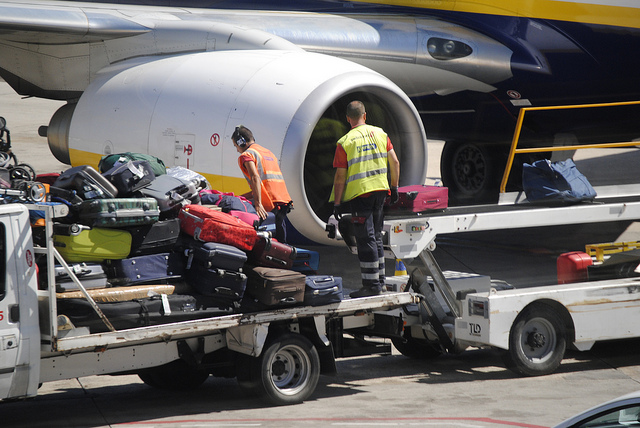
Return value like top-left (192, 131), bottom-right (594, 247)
top-left (237, 333), bottom-right (320, 405)
top-left (440, 141), bottom-right (503, 205)
top-left (9, 165), bottom-right (32, 182)
top-left (392, 334), bottom-right (442, 359)
top-left (138, 360), bottom-right (209, 390)
top-left (0, 151), bottom-right (16, 167)
top-left (503, 305), bottom-right (567, 376)
top-left (16, 163), bottom-right (36, 181)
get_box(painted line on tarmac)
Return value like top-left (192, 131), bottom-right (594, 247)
top-left (118, 417), bottom-right (549, 428)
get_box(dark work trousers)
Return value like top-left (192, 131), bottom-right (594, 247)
top-left (349, 191), bottom-right (387, 290)
top-left (272, 202), bottom-right (292, 243)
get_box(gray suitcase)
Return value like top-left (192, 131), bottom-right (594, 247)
top-left (78, 198), bottom-right (160, 228)
top-left (138, 175), bottom-right (199, 213)
top-left (55, 263), bottom-right (108, 292)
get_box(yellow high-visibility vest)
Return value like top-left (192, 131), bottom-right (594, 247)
top-left (333, 124), bottom-right (389, 203)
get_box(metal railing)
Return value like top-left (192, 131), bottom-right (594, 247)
top-left (500, 100), bottom-right (640, 194)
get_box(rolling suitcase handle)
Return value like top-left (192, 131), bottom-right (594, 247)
top-left (311, 286), bottom-right (340, 296)
top-left (213, 286), bottom-right (241, 299)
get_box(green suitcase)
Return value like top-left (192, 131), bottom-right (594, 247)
top-left (53, 228), bottom-right (132, 262)
top-left (78, 198), bottom-right (160, 228)
top-left (98, 152), bottom-right (167, 176)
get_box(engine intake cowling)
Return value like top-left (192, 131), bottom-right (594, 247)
top-left (47, 49), bottom-right (427, 244)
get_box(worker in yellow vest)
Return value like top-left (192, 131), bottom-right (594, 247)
top-left (233, 125), bottom-right (293, 243)
top-left (330, 101), bottom-right (400, 297)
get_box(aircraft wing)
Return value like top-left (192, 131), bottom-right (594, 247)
top-left (0, 2), bottom-right (151, 43)
top-left (0, 0), bottom-right (515, 243)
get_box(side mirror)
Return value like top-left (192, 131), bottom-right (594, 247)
top-left (0, 117), bottom-right (5, 131)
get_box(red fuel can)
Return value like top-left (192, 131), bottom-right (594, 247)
top-left (557, 251), bottom-right (593, 284)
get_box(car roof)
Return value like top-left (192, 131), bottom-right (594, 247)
top-left (553, 390), bottom-right (640, 428)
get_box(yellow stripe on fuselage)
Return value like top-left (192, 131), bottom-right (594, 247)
top-left (68, 147), bottom-right (251, 195)
top-left (356, 0), bottom-right (640, 30)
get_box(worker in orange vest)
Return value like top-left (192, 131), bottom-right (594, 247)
top-left (233, 125), bottom-right (293, 243)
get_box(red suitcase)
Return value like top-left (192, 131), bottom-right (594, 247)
top-left (557, 251), bottom-right (593, 284)
top-left (385, 185), bottom-right (448, 212)
top-left (179, 204), bottom-right (258, 251)
top-left (249, 236), bottom-right (297, 269)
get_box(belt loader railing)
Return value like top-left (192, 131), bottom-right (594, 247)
top-left (499, 100), bottom-right (640, 195)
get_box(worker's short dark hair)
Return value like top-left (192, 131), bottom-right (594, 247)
top-left (346, 101), bottom-right (366, 119)
top-left (232, 125), bottom-right (254, 147)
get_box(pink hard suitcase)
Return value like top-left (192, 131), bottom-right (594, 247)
top-left (557, 251), bottom-right (593, 284)
top-left (229, 210), bottom-right (260, 227)
top-left (385, 185), bottom-right (448, 212)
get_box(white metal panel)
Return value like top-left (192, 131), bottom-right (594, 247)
top-left (457, 278), bottom-right (640, 351)
top-left (387, 199), bottom-right (640, 259)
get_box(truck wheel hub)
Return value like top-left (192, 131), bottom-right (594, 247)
top-left (527, 331), bottom-right (546, 348)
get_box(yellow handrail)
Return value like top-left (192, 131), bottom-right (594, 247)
top-left (499, 100), bottom-right (640, 193)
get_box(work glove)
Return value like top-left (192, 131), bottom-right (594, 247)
top-left (333, 204), bottom-right (343, 220)
top-left (390, 186), bottom-right (399, 205)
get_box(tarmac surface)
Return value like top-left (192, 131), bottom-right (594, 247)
top-left (3, 81), bottom-right (640, 428)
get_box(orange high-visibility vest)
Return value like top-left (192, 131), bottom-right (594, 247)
top-left (239, 144), bottom-right (291, 211)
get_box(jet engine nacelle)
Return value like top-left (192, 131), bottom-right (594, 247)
top-left (47, 49), bottom-right (427, 244)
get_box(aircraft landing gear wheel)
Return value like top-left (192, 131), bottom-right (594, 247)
top-left (237, 333), bottom-right (320, 405)
top-left (502, 305), bottom-right (566, 376)
top-left (441, 141), bottom-right (503, 205)
top-left (138, 360), bottom-right (209, 390)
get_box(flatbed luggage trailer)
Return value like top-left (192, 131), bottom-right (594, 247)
top-left (380, 192), bottom-right (640, 376)
top-left (0, 204), bottom-right (418, 405)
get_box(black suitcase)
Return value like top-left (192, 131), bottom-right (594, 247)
top-left (57, 294), bottom-right (233, 333)
top-left (249, 236), bottom-right (297, 269)
top-left (304, 275), bottom-right (343, 306)
top-left (181, 237), bottom-right (247, 272)
top-left (54, 165), bottom-right (118, 199)
top-left (138, 174), bottom-right (199, 214)
top-left (185, 263), bottom-right (247, 307)
top-left (101, 160), bottom-right (156, 196)
top-left (127, 219), bottom-right (181, 256)
top-left (78, 198), bottom-right (160, 228)
top-left (55, 263), bottom-right (108, 292)
top-left (246, 266), bottom-right (305, 306)
top-left (104, 252), bottom-right (184, 286)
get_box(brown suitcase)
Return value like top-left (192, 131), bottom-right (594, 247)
top-left (246, 266), bottom-right (305, 306)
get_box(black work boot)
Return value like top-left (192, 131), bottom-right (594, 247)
top-left (349, 286), bottom-right (382, 298)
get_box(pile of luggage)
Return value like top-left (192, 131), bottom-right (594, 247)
top-left (35, 153), bottom-right (343, 333)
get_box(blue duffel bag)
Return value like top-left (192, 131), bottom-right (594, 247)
top-left (522, 158), bottom-right (597, 204)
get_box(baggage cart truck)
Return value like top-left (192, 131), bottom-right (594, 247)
top-left (0, 203), bottom-right (418, 405)
top-left (343, 185), bottom-right (640, 376)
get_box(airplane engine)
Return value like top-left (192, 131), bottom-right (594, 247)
top-left (47, 50), bottom-right (427, 245)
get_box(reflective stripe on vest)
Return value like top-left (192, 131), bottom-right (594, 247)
top-left (239, 144), bottom-right (291, 211)
top-left (340, 125), bottom-right (390, 202)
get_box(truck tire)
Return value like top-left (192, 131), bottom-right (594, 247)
top-left (503, 305), bottom-right (566, 376)
top-left (138, 360), bottom-right (209, 390)
top-left (392, 334), bottom-right (441, 359)
top-left (237, 333), bottom-right (320, 405)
